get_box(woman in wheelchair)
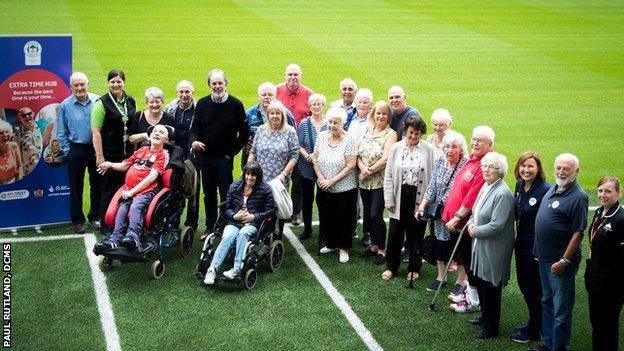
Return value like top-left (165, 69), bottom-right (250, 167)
top-left (204, 161), bottom-right (275, 284)
top-left (97, 124), bottom-right (174, 251)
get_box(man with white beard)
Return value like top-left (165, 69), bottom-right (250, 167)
top-left (530, 153), bottom-right (588, 351)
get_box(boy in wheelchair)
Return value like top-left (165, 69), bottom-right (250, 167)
top-left (204, 161), bottom-right (275, 284)
top-left (97, 124), bottom-right (173, 251)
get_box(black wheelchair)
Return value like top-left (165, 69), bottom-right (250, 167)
top-left (195, 203), bottom-right (284, 289)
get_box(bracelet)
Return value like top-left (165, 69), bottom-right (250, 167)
top-left (454, 212), bottom-right (465, 219)
top-left (416, 209), bottom-right (424, 213)
top-left (559, 258), bottom-right (570, 266)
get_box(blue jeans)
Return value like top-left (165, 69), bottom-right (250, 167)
top-left (109, 192), bottom-right (154, 244)
top-left (210, 224), bottom-right (257, 270)
top-left (538, 258), bottom-right (579, 351)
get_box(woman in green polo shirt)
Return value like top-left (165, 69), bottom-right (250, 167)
top-left (91, 69), bottom-right (136, 230)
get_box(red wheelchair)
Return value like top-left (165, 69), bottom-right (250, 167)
top-left (93, 149), bottom-right (194, 279)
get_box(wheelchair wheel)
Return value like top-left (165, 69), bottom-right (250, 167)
top-left (244, 269), bottom-right (257, 290)
top-left (98, 256), bottom-right (113, 272)
top-left (151, 260), bottom-right (165, 279)
top-left (269, 240), bottom-right (284, 272)
top-left (180, 226), bottom-right (194, 257)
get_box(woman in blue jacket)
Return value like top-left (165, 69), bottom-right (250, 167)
top-left (203, 161), bottom-right (275, 284)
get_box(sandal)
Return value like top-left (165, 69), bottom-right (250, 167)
top-left (406, 272), bottom-right (420, 281)
top-left (381, 270), bottom-right (393, 281)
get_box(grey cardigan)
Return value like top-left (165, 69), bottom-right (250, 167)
top-left (383, 139), bottom-right (435, 220)
top-left (469, 179), bottom-right (515, 287)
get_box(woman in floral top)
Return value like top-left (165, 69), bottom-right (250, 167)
top-left (382, 116), bottom-right (435, 281)
top-left (358, 101), bottom-right (397, 265)
top-left (313, 107), bottom-right (358, 263)
top-left (249, 101), bottom-right (299, 234)
top-left (417, 130), bottom-right (468, 292)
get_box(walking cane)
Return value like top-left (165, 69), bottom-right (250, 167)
top-left (428, 222), bottom-right (469, 312)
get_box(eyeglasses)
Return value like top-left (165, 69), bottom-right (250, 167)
top-left (19, 111), bottom-right (33, 118)
top-left (481, 164), bottom-right (499, 170)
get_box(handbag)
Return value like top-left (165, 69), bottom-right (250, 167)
top-left (268, 178), bottom-right (293, 220)
top-left (424, 162), bottom-right (459, 221)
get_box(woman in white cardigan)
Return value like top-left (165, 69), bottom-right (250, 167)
top-left (381, 116), bottom-right (435, 281)
top-left (466, 152), bottom-right (515, 339)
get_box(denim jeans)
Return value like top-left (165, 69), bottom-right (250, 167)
top-left (538, 258), bottom-right (579, 351)
top-left (109, 192), bottom-right (154, 244)
top-left (210, 224), bottom-right (257, 270)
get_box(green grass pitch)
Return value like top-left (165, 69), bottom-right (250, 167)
top-left (2, 1), bottom-right (623, 350)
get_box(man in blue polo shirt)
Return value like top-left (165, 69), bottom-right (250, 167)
top-left (57, 72), bottom-right (102, 234)
top-left (387, 85), bottom-right (420, 140)
top-left (531, 153), bottom-right (588, 351)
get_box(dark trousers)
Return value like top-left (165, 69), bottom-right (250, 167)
top-left (200, 155), bottom-right (233, 231)
top-left (300, 176), bottom-right (316, 237)
top-left (100, 155), bottom-right (125, 231)
top-left (515, 242), bottom-right (542, 334)
top-left (290, 164), bottom-right (302, 215)
top-left (360, 187), bottom-right (386, 249)
top-left (585, 265), bottom-right (624, 351)
top-left (182, 158), bottom-right (200, 229)
top-left (385, 185), bottom-right (426, 274)
top-left (475, 275), bottom-right (502, 336)
top-left (67, 142), bottom-right (101, 224)
top-left (317, 188), bottom-right (357, 249)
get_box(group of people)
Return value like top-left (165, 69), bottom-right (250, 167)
top-left (17, 62), bottom-right (621, 351)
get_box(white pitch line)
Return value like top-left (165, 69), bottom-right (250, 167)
top-left (83, 234), bottom-right (122, 351)
top-left (283, 226), bottom-right (384, 351)
top-left (0, 233), bottom-right (89, 243)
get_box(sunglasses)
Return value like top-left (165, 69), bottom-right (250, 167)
top-left (19, 111), bottom-right (33, 118)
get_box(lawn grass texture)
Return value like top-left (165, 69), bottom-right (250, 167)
top-left (2, 1), bottom-right (623, 350)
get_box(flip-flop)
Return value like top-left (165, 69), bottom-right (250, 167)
top-left (381, 270), bottom-right (393, 281)
top-left (406, 272), bottom-right (420, 281)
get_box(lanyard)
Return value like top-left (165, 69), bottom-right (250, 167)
top-left (108, 91), bottom-right (127, 117)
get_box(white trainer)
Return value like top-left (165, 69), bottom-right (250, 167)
top-left (319, 247), bottom-right (338, 254)
top-left (204, 266), bottom-right (216, 285)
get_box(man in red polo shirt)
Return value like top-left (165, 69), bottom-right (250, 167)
top-left (276, 63), bottom-right (314, 226)
top-left (443, 125), bottom-right (495, 313)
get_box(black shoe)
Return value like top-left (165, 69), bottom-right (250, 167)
top-left (120, 237), bottom-right (138, 250)
top-left (510, 329), bottom-right (540, 344)
top-left (373, 254), bottom-right (386, 266)
top-left (527, 343), bottom-right (549, 351)
top-left (361, 232), bottom-right (371, 246)
top-left (468, 316), bottom-right (483, 326)
top-left (74, 223), bottom-right (86, 234)
top-left (426, 280), bottom-right (447, 292)
top-left (402, 249), bottom-right (409, 263)
top-left (361, 249), bottom-right (377, 258)
top-left (298, 231), bottom-right (311, 240)
top-left (451, 283), bottom-right (466, 295)
top-left (474, 330), bottom-right (497, 339)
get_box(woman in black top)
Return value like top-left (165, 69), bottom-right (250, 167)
top-left (91, 69), bottom-right (136, 229)
top-left (585, 176), bottom-right (624, 351)
top-left (128, 87), bottom-right (174, 150)
top-left (510, 151), bottom-right (550, 344)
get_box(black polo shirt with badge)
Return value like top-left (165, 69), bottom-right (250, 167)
top-left (533, 180), bottom-right (588, 263)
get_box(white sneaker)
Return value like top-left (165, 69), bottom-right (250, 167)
top-left (203, 266), bottom-right (216, 285)
top-left (339, 252), bottom-right (349, 263)
top-left (223, 267), bottom-right (241, 280)
top-left (320, 247), bottom-right (338, 254)
top-left (449, 298), bottom-right (480, 313)
top-left (448, 290), bottom-right (466, 303)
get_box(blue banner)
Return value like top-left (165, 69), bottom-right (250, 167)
top-left (0, 35), bottom-right (72, 231)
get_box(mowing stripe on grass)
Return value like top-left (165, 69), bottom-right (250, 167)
top-left (283, 226), bottom-right (384, 351)
top-left (83, 234), bottom-right (121, 351)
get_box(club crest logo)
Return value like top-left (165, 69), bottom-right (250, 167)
top-left (23, 40), bottom-right (42, 66)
